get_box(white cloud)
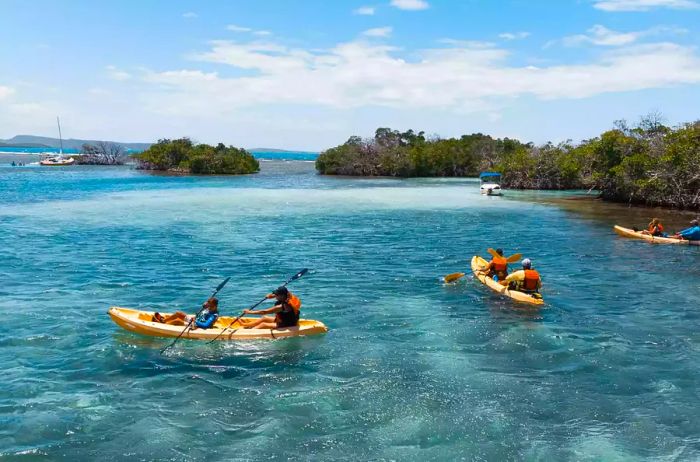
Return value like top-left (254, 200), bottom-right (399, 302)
top-left (139, 38), bottom-right (700, 118)
top-left (354, 6), bottom-right (376, 15)
top-left (390, 0), bottom-right (429, 10)
top-left (106, 65), bottom-right (131, 81)
top-left (593, 0), bottom-right (698, 11)
top-left (557, 24), bottom-right (686, 47)
top-left (226, 25), bottom-right (272, 36)
top-left (362, 27), bottom-right (393, 38)
top-left (182, 12), bottom-right (198, 18)
top-left (227, 24), bottom-right (252, 32)
top-left (498, 32), bottom-right (530, 41)
top-left (0, 85), bottom-right (15, 99)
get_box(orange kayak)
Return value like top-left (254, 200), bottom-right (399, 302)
top-left (108, 307), bottom-right (328, 340)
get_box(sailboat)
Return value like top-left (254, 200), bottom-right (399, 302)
top-left (39, 117), bottom-right (75, 166)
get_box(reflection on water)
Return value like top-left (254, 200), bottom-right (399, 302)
top-left (0, 161), bottom-right (699, 460)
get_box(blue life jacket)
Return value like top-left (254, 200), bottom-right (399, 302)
top-left (679, 225), bottom-right (700, 241)
top-left (195, 310), bottom-right (218, 329)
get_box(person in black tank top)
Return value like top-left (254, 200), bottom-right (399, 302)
top-left (241, 287), bottom-right (301, 329)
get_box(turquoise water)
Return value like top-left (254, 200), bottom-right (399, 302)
top-left (1, 162), bottom-right (699, 460)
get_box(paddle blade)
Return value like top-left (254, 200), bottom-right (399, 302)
top-left (291, 268), bottom-right (308, 281)
top-left (487, 248), bottom-right (499, 258)
top-left (443, 272), bottom-right (465, 283)
top-left (506, 253), bottom-right (522, 263)
top-left (216, 277), bottom-right (231, 292)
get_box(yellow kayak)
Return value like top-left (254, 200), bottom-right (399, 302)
top-left (614, 225), bottom-right (700, 246)
top-left (108, 307), bottom-right (328, 340)
top-left (470, 256), bottom-right (544, 306)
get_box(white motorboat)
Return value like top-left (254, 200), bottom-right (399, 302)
top-left (479, 172), bottom-right (502, 196)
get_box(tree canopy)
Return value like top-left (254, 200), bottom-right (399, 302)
top-left (316, 118), bottom-right (700, 210)
top-left (134, 138), bottom-right (259, 175)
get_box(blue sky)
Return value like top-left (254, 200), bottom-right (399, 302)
top-left (1, 0), bottom-right (699, 150)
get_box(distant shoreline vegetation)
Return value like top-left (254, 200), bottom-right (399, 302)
top-left (315, 117), bottom-right (700, 210)
top-left (134, 138), bottom-right (260, 175)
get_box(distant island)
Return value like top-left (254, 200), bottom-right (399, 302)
top-left (247, 148), bottom-right (316, 154)
top-left (0, 141), bottom-right (52, 148)
top-left (0, 136), bottom-right (319, 156)
top-left (316, 117), bottom-right (700, 210)
top-left (134, 138), bottom-right (259, 175)
top-left (0, 135), bottom-right (151, 152)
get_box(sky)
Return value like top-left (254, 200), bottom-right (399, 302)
top-left (1, 0), bottom-right (699, 150)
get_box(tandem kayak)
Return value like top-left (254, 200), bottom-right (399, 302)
top-left (613, 226), bottom-right (700, 246)
top-left (470, 256), bottom-right (544, 306)
top-left (108, 307), bottom-right (328, 340)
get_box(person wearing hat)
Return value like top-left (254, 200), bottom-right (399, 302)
top-left (673, 219), bottom-right (700, 241)
top-left (501, 258), bottom-right (541, 294)
top-left (240, 286), bottom-right (302, 329)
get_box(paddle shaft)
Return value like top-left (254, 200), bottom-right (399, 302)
top-left (160, 277), bottom-right (230, 354)
top-left (207, 269), bottom-right (308, 343)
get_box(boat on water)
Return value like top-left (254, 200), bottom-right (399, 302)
top-left (39, 155), bottom-right (75, 166)
top-left (39, 117), bottom-right (75, 166)
top-left (471, 256), bottom-right (544, 306)
top-left (108, 306), bottom-right (329, 340)
top-left (613, 225), bottom-right (700, 246)
top-left (479, 172), bottom-right (502, 196)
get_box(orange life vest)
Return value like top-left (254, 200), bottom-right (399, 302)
top-left (275, 293), bottom-right (301, 327)
top-left (523, 269), bottom-right (540, 291)
top-left (649, 223), bottom-right (664, 235)
top-left (287, 293), bottom-right (301, 315)
top-left (492, 256), bottom-right (507, 272)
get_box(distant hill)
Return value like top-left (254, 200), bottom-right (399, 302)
top-left (249, 147), bottom-right (317, 154)
top-left (1, 135), bottom-right (152, 151)
top-left (0, 136), bottom-right (316, 154)
top-left (0, 141), bottom-right (51, 148)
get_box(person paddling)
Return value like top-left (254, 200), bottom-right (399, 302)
top-left (153, 298), bottom-right (219, 330)
top-left (641, 218), bottom-right (665, 237)
top-left (485, 248), bottom-right (509, 282)
top-left (501, 258), bottom-right (542, 294)
top-left (672, 219), bottom-right (700, 241)
top-left (239, 287), bottom-right (301, 329)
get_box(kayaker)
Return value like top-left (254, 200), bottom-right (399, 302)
top-left (240, 287), bottom-right (301, 329)
top-left (672, 219), bottom-right (700, 241)
top-left (501, 258), bottom-right (542, 293)
top-left (484, 248), bottom-right (509, 281)
top-left (152, 298), bottom-right (219, 330)
top-left (641, 218), bottom-right (665, 237)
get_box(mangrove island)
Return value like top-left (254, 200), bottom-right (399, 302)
top-left (316, 117), bottom-right (700, 210)
top-left (134, 138), bottom-right (260, 175)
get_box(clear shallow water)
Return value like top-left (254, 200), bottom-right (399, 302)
top-left (0, 162), bottom-right (699, 461)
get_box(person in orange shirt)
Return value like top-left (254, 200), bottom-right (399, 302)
top-left (501, 259), bottom-right (542, 293)
top-left (240, 286), bottom-right (301, 329)
top-left (640, 218), bottom-right (665, 237)
top-left (485, 248), bottom-right (509, 282)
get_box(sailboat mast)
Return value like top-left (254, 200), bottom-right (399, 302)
top-left (57, 116), bottom-right (64, 155)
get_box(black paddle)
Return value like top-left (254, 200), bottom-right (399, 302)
top-left (160, 276), bottom-right (231, 354)
top-left (207, 268), bottom-right (308, 343)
